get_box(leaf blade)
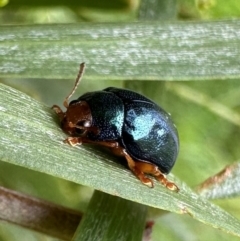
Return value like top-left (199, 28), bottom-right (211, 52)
top-left (1, 83), bottom-right (240, 237)
top-left (1, 21), bottom-right (240, 80)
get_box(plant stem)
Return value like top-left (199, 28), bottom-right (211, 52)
top-left (73, 190), bottom-right (147, 241)
top-left (0, 186), bottom-right (81, 240)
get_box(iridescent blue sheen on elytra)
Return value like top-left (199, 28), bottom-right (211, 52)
top-left (73, 87), bottom-right (179, 174)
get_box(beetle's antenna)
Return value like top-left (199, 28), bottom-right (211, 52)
top-left (63, 62), bottom-right (85, 108)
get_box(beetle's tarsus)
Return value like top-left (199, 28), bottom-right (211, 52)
top-left (166, 182), bottom-right (179, 192)
top-left (52, 105), bottom-right (65, 121)
top-left (133, 161), bottom-right (179, 192)
top-left (138, 174), bottom-right (155, 188)
top-left (64, 137), bottom-right (83, 146)
top-left (155, 173), bottom-right (179, 192)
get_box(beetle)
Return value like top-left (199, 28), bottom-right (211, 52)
top-left (52, 63), bottom-right (179, 191)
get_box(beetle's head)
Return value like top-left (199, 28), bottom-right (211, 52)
top-left (54, 63), bottom-right (98, 136)
top-left (61, 100), bottom-right (92, 135)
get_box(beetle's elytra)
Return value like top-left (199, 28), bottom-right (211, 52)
top-left (52, 63), bottom-right (179, 191)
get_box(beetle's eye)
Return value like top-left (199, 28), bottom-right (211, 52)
top-left (76, 120), bottom-right (89, 127)
top-left (83, 120), bottom-right (91, 127)
top-left (75, 120), bottom-right (90, 134)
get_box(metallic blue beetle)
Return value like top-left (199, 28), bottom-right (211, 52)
top-left (52, 63), bottom-right (179, 191)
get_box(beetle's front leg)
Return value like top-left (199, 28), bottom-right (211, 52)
top-left (52, 105), bottom-right (65, 121)
top-left (64, 137), bottom-right (119, 148)
top-left (64, 137), bottom-right (82, 146)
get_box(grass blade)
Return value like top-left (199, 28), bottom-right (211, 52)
top-left (1, 83), bottom-right (240, 237)
top-left (1, 20), bottom-right (240, 80)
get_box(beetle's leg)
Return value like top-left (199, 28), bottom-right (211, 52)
top-left (110, 145), bottom-right (154, 188)
top-left (63, 137), bottom-right (178, 190)
top-left (52, 105), bottom-right (65, 121)
top-left (122, 151), bottom-right (154, 188)
top-left (64, 137), bottom-right (118, 147)
top-left (111, 146), bottom-right (179, 191)
top-left (133, 162), bottom-right (179, 192)
top-left (64, 138), bottom-right (154, 187)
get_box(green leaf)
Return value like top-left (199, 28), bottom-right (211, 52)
top-left (0, 0), bottom-right (8, 7)
top-left (197, 0), bottom-right (240, 19)
top-left (1, 83), bottom-right (240, 237)
top-left (196, 162), bottom-right (240, 199)
top-left (138, 0), bottom-right (177, 20)
top-left (1, 20), bottom-right (240, 80)
top-left (167, 83), bottom-right (240, 127)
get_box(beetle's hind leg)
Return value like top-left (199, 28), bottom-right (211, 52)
top-left (110, 145), bottom-right (154, 188)
top-left (112, 146), bottom-right (179, 191)
top-left (133, 162), bottom-right (179, 192)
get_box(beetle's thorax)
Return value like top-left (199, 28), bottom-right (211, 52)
top-left (61, 101), bottom-right (92, 135)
